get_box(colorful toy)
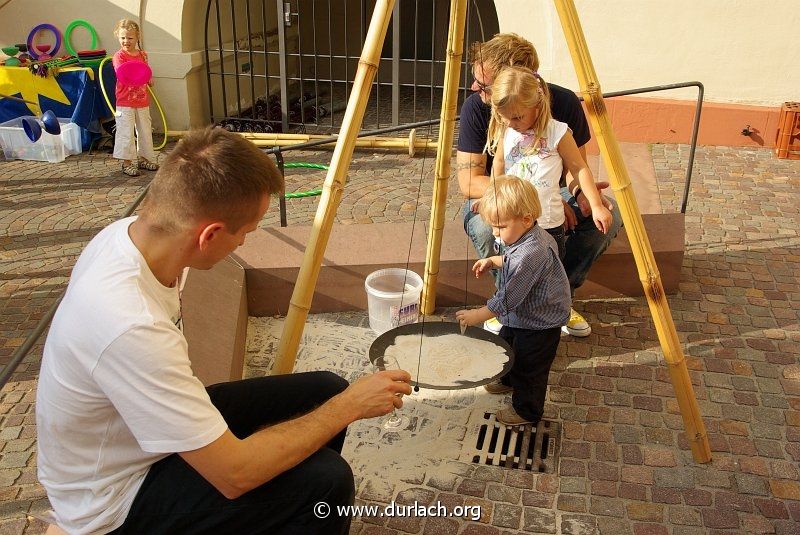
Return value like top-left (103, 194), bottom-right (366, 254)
top-left (22, 110), bottom-right (61, 142)
top-left (64, 19), bottom-right (99, 57)
top-left (115, 61), bottom-right (152, 85)
top-left (26, 23), bottom-right (62, 60)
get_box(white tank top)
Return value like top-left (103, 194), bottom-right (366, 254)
top-left (503, 118), bottom-right (569, 229)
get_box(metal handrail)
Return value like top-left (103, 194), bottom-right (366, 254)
top-left (0, 81), bottom-right (703, 390)
top-left (576, 81), bottom-right (704, 214)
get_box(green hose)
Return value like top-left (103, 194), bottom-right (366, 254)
top-left (283, 162), bottom-right (328, 199)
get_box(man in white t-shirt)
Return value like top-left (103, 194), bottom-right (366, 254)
top-left (36, 127), bottom-right (412, 534)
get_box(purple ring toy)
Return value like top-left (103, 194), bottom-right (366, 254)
top-left (27, 24), bottom-right (62, 60)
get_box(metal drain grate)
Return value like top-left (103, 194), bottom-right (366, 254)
top-left (464, 412), bottom-right (561, 473)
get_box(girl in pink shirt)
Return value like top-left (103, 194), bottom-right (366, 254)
top-left (112, 19), bottom-right (158, 177)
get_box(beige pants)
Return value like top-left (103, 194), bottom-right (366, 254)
top-left (113, 106), bottom-right (156, 162)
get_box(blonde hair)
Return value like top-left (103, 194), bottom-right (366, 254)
top-left (479, 175), bottom-right (542, 225)
top-left (485, 66), bottom-right (552, 157)
top-left (140, 127), bottom-right (284, 233)
top-left (468, 33), bottom-right (540, 76)
top-left (114, 19), bottom-right (141, 45)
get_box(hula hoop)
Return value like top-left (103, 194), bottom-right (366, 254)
top-left (64, 19), bottom-right (99, 57)
top-left (27, 24), bottom-right (61, 60)
top-left (98, 56), bottom-right (169, 151)
top-left (283, 162), bottom-right (328, 199)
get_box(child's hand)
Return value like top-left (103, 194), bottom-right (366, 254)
top-left (455, 308), bottom-right (482, 327)
top-left (592, 205), bottom-right (613, 234)
top-left (576, 182), bottom-right (614, 216)
top-left (472, 258), bottom-right (493, 278)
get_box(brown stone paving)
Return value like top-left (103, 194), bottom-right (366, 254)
top-left (1, 141), bottom-right (799, 534)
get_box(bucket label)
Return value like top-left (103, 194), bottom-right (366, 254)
top-left (390, 302), bottom-right (419, 328)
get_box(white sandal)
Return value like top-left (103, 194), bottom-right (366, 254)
top-left (138, 159), bottom-right (159, 171)
top-left (122, 163), bottom-right (140, 176)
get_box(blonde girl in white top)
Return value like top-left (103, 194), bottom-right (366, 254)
top-left (486, 66), bottom-right (612, 256)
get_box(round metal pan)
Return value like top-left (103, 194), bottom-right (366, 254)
top-left (369, 321), bottom-right (515, 390)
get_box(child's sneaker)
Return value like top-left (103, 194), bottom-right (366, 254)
top-left (561, 308), bottom-right (591, 337)
top-left (496, 405), bottom-right (536, 427)
top-left (483, 317), bottom-right (502, 334)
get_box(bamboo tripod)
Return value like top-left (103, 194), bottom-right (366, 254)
top-left (271, 0), bottom-right (711, 464)
top-left (553, 0), bottom-right (710, 463)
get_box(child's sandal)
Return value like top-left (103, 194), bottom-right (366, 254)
top-left (122, 163), bottom-right (140, 176)
top-left (138, 159), bottom-right (159, 171)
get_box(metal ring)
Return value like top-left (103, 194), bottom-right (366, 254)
top-left (26, 24), bottom-right (62, 60)
top-left (64, 19), bottom-right (99, 57)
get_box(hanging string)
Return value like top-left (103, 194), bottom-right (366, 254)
top-left (410, 25), bottom-right (443, 393)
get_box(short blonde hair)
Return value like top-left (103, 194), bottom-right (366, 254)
top-left (468, 33), bottom-right (540, 77)
top-left (140, 127), bottom-right (284, 233)
top-left (485, 66), bottom-right (552, 156)
top-left (479, 175), bottom-right (541, 225)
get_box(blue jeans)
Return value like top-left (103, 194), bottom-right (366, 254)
top-left (462, 187), bottom-right (623, 294)
top-left (559, 188), bottom-right (623, 293)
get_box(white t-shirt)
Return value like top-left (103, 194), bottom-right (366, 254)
top-left (503, 118), bottom-right (569, 229)
top-left (36, 217), bottom-right (228, 534)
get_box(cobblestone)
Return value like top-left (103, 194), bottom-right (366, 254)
top-left (3, 144), bottom-right (800, 534)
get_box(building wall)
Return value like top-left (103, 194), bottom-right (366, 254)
top-left (495, 0), bottom-right (798, 148)
top-left (2, 0), bottom-right (797, 143)
top-left (497, 0), bottom-right (799, 107)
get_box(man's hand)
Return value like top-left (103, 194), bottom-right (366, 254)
top-left (338, 370), bottom-right (412, 419)
top-left (576, 181), bottom-right (614, 217)
top-left (562, 199), bottom-right (578, 231)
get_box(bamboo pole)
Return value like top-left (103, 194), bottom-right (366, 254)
top-left (272, 0), bottom-right (396, 375)
top-left (421, 0), bottom-right (468, 315)
top-left (552, 0), bottom-right (710, 463)
top-left (244, 133), bottom-right (437, 155)
top-left (167, 131), bottom-right (437, 155)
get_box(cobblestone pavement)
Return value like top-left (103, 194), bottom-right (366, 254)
top-left (1, 142), bottom-right (799, 534)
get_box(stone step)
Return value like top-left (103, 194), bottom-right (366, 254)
top-left (234, 213), bottom-right (684, 317)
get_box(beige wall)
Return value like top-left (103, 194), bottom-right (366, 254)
top-left (496, 0), bottom-right (799, 107)
top-left (3, 1), bottom-right (796, 130)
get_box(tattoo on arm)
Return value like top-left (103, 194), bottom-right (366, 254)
top-left (455, 161), bottom-right (484, 171)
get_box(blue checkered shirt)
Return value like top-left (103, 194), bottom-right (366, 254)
top-left (487, 224), bottom-right (571, 330)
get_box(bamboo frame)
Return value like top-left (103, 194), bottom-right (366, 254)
top-left (553, 0), bottom-right (711, 463)
top-left (168, 130), bottom-right (437, 156)
top-left (272, 0), bottom-right (396, 375)
top-left (420, 0), bottom-right (468, 315)
top-left (241, 131), bottom-right (437, 156)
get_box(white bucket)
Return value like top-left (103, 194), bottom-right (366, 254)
top-left (364, 268), bottom-right (424, 334)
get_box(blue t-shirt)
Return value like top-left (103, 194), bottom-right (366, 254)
top-left (457, 83), bottom-right (590, 174)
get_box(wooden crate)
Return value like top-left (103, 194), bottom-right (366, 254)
top-left (775, 102), bottom-right (800, 159)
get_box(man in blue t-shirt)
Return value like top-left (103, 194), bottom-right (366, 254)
top-left (456, 32), bottom-right (623, 338)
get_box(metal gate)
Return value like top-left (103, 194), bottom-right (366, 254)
top-left (204, 0), bottom-right (498, 134)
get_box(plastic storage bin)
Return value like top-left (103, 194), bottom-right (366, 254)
top-left (0, 116), bottom-right (66, 162)
top-left (364, 268), bottom-right (423, 334)
top-left (59, 119), bottom-right (82, 156)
